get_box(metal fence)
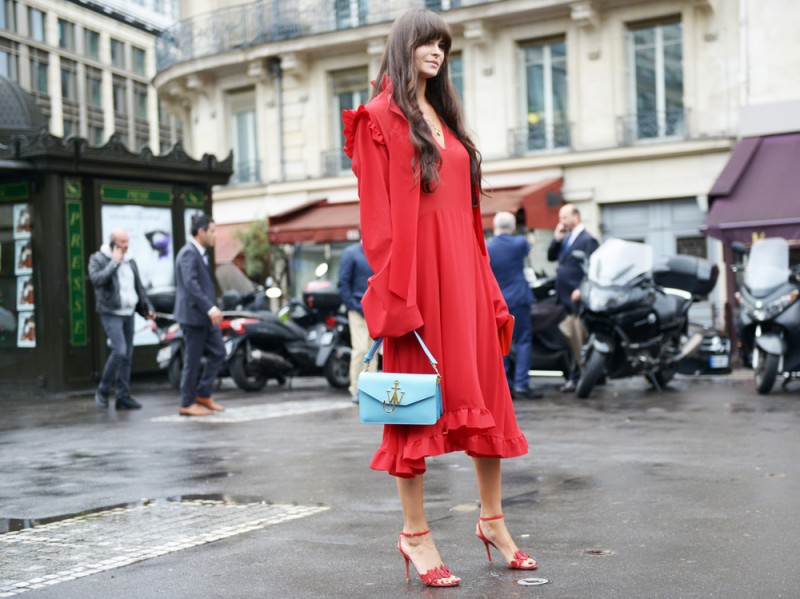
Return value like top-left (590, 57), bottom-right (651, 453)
top-left (157, 0), bottom-right (496, 72)
top-left (508, 121), bottom-right (571, 157)
top-left (616, 109), bottom-right (688, 146)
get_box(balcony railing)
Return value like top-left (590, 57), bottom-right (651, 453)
top-left (157, 0), bottom-right (496, 72)
top-left (230, 160), bottom-right (262, 185)
top-left (508, 122), bottom-right (571, 157)
top-left (616, 109), bottom-right (688, 146)
top-left (321, 149), bottom-right (351, 178)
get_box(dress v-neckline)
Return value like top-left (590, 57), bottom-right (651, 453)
top-left (433, 124), bottom-right (447, 151)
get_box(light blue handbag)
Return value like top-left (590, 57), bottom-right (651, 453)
top-left (358, 331), bottom-right (443, 425)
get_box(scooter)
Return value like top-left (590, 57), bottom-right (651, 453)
top-left (733, 237), bottom-right (800, 394)
top-left (575, 239), bottom-right (716, 398)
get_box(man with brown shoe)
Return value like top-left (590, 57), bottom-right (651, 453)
top-left (174, 215), bottom-right (226, 416)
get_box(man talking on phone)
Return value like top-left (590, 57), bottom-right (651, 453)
top-left (88, 229), bottom-right (155, 409)
top-left (547, 204), bottom-right (598, 393)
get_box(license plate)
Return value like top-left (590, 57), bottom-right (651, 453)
top-left (156, 346), bottom-right (172, 364)
top-left (709, 354), bottom-right (729, 369)
top-left (320, 331), bottom-right (334, 346)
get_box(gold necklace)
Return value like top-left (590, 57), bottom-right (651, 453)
top-left (424, 117), bottom-right (442, 136)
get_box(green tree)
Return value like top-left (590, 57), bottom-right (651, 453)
top-left (233, 219), bottom-right (285, 285)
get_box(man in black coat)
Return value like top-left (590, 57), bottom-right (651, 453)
top-left (174, 215), bottom-right (226, 416)
top-left (547, 204), bottom-right (599, 392)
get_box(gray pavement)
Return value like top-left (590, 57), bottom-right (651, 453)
top-left (1, 371), bottom-right (799, 598)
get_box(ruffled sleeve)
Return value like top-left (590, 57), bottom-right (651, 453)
top-left (345, 105), bottom-right (424, 339)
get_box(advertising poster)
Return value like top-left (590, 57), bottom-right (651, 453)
top-left (101, 205), bottom-right (175, 346)
top-left (14, 239), bottom-right (33, 275)
top-left (17, 276), bottom-right (34, 311)
top-left (13, 203), bottom-right (32, 239)
top-left (17, 311), bottom-right (36, 348)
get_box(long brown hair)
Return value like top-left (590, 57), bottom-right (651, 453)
top-left (371, 8), bottom-right (482, 206)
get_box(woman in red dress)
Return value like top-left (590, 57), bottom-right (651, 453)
top-left (343, 8), bottom-right (537, 588)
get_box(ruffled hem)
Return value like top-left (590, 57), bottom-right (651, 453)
top-left (369, 408), bottom-right (528, 478)
top-left (342, 104), bottom-right (385, 159)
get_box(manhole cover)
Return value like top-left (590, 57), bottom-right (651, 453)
top-left (583, 548), bottom-right (615, 556)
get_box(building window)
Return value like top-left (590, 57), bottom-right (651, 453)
top-left (0, 38), bottom-right (18, 81)
top-left (518, 38), bottom-right (569, 153)
top-left (58, 19), bottom-right (75, 51)
top-left (113, 76), bottom-right (127, 115)
top-left (88, 124), bottom-right (104, 145)
top-left (334, 0), bottom-right (366, 29)
top-left (85, 29), bottom-right (100, 61)
top-left (1, 0), bottom-right (17, 33)
top-left (63, 117), bottom-right (79, 138)
top-left (625, 20), bottom-right (684, 141)
top-left (60, 58), bottom-right (77, 102)
top-left (425, 0), bottom-right (461, 9)
top-left (110, 38), bottom-right (125, 68)
top-left (449, 51), bottom-right (463, 102)
top-left (28, 8), bottom-right (45, 42)
top-left (132, 46), bottom-right (146, 76)
top-left (133, 82), bottom-right (148, 120)
top-left (228, 90), bottom-right (259, 185)
top-left (86, 66), bottom-right (102, 107)
top-left (29, 48), bottom-right (48, 95)
top-left (328, 68), bottom-right (368, 175)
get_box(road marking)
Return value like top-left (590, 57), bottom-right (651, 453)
top-left (151, 399), bottom-right (354, 423)
top-left (0, 499), bottom-right (329, 597)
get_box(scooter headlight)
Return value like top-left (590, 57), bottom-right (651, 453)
top-left (747, 289), bottom-right (799, 322)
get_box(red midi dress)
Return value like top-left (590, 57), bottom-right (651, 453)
top-left (359, 122), bottom-right (529, 478)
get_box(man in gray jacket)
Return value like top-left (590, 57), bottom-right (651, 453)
top-left (88, 229), bottom-right (155, 409)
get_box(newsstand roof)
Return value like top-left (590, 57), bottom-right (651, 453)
top-left (0, 75), bottom-right (47, 142)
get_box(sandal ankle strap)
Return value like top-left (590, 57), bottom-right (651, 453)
top-left (479, 514), bottom-right (504, 521)
top-left (400, 528), bottom-right (430, 537)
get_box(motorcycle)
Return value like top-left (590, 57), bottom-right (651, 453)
top-left (733, 237), bottom-right (800, 394)
top-left (575, 238), bottom-right (717, 398)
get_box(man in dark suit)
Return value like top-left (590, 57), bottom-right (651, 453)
top-left (174, 215), bottom-right (226, 416)
top-left (487, 211), bottom-right (543, 399)
top-left (547, 204), bottom-right (599, 392)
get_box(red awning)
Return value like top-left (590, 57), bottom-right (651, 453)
top-left (213, 222), bottom-right (247, 264)
top-left (480, 178), bottom-right (562, 230)
top-left (268, 200), bottom-right (361, 244)
top-left (703, 133), bottom-right (800, 245)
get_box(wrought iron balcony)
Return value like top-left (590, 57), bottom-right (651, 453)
top-left (321, 148), bottom-right (351, 178)
top-left (508, 121), bottom-right (571, 157)
top-left (616, 109), bottom-right (688, 146)
top-left (230, 159), bottom-right (262, 185)
top-left (157, 0), bottom-right (495, 72)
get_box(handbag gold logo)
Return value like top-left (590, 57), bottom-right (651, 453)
top-left (383, 380), bottom-right (405, 413)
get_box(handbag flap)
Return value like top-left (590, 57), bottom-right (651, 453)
top-left (358, 372), bottom-right (438, 407)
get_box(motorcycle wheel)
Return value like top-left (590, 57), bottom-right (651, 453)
top-left (577, 349), bottom-right (606, 399)
top-left (230, 346), bottom-right (268, 392)
top-left (167, 354), bottom-right (182, 390)
top-left (652, 366), bottom-right (676, 389)
top-left (324, 346), bottom-right (352, 389)
top-left (755, 349), bottom-right (779, 395)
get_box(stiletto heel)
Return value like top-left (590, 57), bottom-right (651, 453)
top-left (475, 514), bottom-right (538, 570)
top-left (397, 529), bottom-right (461, 587)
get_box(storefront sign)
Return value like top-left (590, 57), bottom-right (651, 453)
top-left (100, 184), bottom-right (172, 206)
top-left (183, 189), bottom-right (205, 207)
top-left (65, 187), bottom-right (88, 346)
top-left (0, 182), bottom-right (29, 203)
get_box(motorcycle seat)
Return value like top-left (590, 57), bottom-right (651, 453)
top-left (653, 292), bottom-right (686, 327)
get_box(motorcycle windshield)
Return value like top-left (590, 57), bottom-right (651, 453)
top-left (744, 237), bottom-right (789, 295)
top-left (588, 238), bottom-right (653, 286)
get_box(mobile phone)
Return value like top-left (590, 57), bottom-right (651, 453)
top-left (109, 240), bottom-right (117, 249)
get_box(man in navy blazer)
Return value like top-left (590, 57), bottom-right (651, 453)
top-left (174, 214), bottom-right (226, 416)
top-left (547, 204), bottom-right (599, 392)
top-left (487, 212), bottom-right (542, 399)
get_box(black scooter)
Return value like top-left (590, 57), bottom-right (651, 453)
top-left (575, 239), bottom-right (716, 398)
top-left (733, 237), bottom-right (800, 394)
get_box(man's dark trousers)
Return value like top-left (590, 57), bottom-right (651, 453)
top-left (99, 313), bottom-right (135, 401)
top-left (179, 323), bottom-right (225, 408)
top-left (505, 304), bottom-right (532, 391)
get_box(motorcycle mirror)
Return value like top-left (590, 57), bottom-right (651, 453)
top-left (315, 263), bottom-right (329, 278)
top-left (730, 241), bottom-right (749, 256)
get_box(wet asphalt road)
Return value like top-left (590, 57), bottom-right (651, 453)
top-left (1, 371), bottom-right (799, 598)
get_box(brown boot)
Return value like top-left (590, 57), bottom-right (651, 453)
top-left (195, 396), bottom-right (225, 411)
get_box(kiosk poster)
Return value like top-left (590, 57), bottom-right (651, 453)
top-left (13, 204), bottom-right (32, 239)
top-left (17, 276), bottom-right (34, 311)
top-left (101, 204), bottom-right (175, 346)
top-left (14, 239), bottom-right (33, 275)
top-left (17, 311), bottom-right (36, 348)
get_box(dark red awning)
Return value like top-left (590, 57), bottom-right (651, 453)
top-left (480, 178), bottom-right (562, 230)
top-left (268, 200), bottom-right (361, 244)
top-left (703, 133), bottom-right (800, 245)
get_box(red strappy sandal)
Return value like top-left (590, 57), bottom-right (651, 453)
top-left (476, 514), bottom-right (538, 570)
top-left (397, 529), bottom-right (461, 587)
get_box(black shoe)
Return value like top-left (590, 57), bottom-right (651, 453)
top-left (116, 397), bottom-right (142, 410)
top-left (512, 387), bottom-right (544, 400)
top-left (559, 380), bottom-right (577, 393)
top-left (95, 390), bottom-right (109, 408)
